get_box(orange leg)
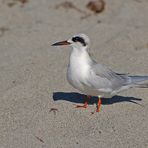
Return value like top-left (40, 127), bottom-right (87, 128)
top-left (76, 96), bottom-right (91, 108)
top-left (96, 97), bottom-right (102, 112)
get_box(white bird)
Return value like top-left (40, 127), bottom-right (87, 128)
top-left (52, 33), bottom-right (148, 112)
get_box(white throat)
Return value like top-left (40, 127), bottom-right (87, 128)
top-left (68, 47), bottom-right (91, 79)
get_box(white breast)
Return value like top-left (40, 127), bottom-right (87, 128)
top-left (67, 48), bottom-right (90, 91)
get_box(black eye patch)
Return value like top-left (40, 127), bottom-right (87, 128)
top-left (72, 36), bottom-right (86, 46)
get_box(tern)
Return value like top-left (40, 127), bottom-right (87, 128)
top-left (52, 33), bottom-right (148, 112)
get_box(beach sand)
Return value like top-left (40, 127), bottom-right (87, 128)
top-left (0, 0), bottom-right (148, 147)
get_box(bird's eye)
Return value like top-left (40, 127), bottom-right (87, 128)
top-left (72, 36), bottom-right (86, 46)
top-left (72, 37), bottom-right (77, 42)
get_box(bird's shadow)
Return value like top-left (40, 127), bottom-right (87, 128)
top-left (53, 92), bottom-right (142, 105)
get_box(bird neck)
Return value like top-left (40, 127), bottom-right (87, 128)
top-left (69, 47), bottom-right (92, 66)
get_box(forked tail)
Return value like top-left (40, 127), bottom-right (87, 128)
top-left (129, 76), bottom-right (148, 88)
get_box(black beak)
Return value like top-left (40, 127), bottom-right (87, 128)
top-left (51, 40), bottom-right (71, 46)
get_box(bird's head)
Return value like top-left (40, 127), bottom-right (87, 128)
top-left (52, 33), bottom-right (90, 50)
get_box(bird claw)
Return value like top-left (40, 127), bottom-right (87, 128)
top-left (75, 104), bottom-right (88, 108)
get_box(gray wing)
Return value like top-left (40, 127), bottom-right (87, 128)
top-left (87, 63), bottom-right (130, 92)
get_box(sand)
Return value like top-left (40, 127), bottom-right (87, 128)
top-left (0, 0), bottom-right (148, 147)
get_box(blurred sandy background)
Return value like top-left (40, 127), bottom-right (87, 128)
top-left (0, 0), bottom-right (148, 147)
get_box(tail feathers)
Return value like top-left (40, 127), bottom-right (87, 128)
top-left (129, 76), bottom-right (148, 88)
